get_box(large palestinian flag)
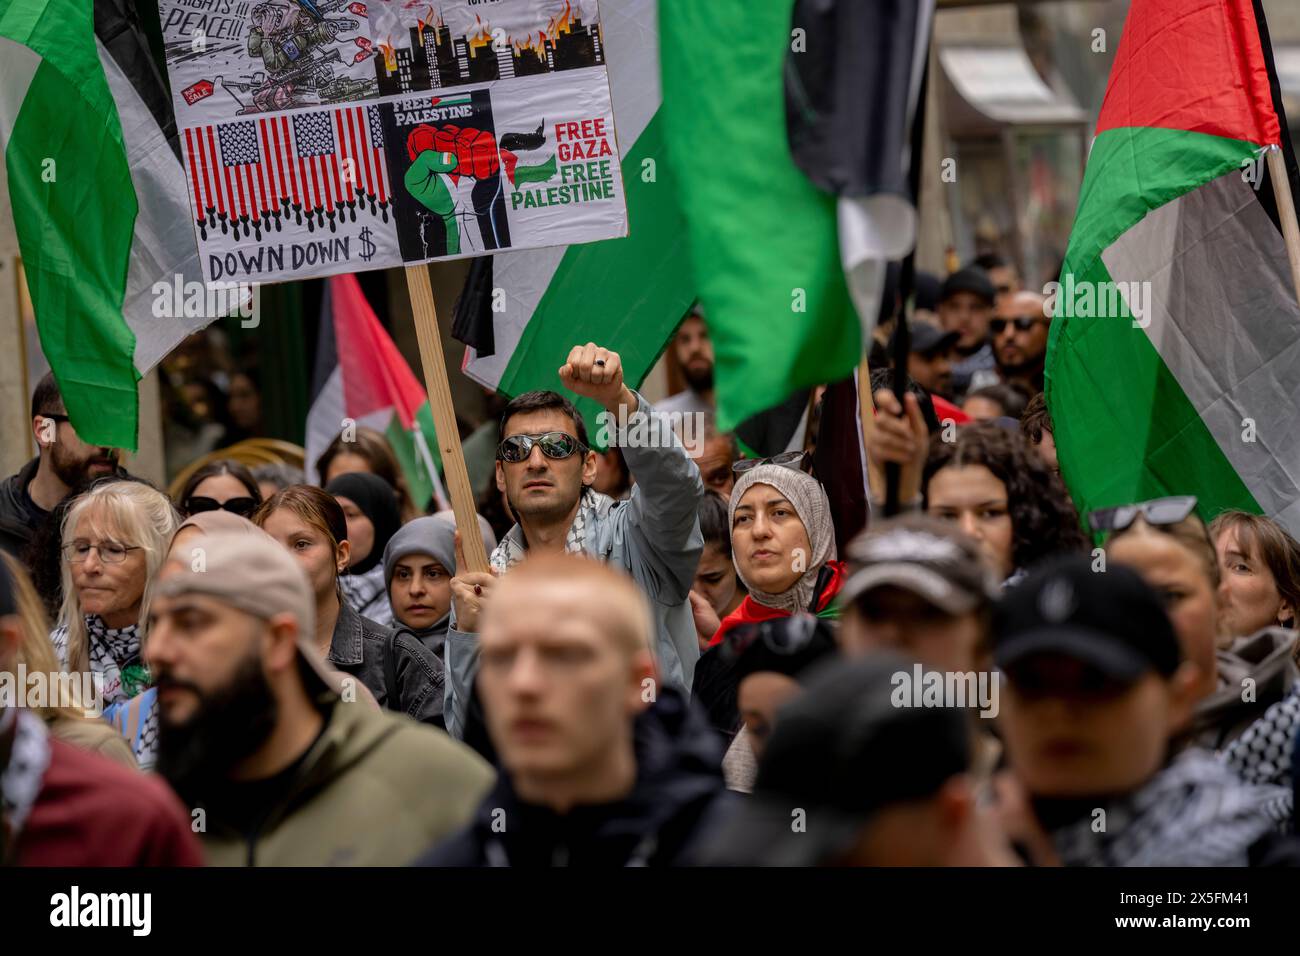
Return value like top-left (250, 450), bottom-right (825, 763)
top-left (0, 0), bottom-right (217, 451)
top-left (1046, 0), bottom-right (1300, 532)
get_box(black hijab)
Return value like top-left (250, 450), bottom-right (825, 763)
top-left (325, 472), bottom-right (401, 575)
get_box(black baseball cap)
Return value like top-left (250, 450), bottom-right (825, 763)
top-left (940, 267), bottom-right (996, 307)
top-left (841, 515), bottom-right (1000, 616)
top-left (993, 555), bottom-right (1182, 684)
top-left (894, 317), bottom-right (960, 357)
top-left (914, 271), bottom-right (942, 312)
top-left (697, 652), bottom-right (971, 866)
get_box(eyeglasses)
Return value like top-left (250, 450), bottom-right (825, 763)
top-left (37, 412), bottom-right (70, 424)
top-left (183, 495), bottom-right (259, 518)
top-left (732, 451), bottom-right (809, 476)
top-left (1088, 495), bottom-right (1198, 534)
top-left (497, 431), bottom-right (587, 463)
top-left (64, 541), bottom-right (141, 564)
top-left (989, 316), bottom-right (1047, 334)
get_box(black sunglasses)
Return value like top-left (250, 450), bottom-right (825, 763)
top-left (732, 450), bottom-right (809, 476)
top-left (184, 495), bottom-right (259, 518)
top-left (989, 316), bottom-right (1046, 334)
top-left (1087, 495), bottom-right (1198, 534)
top-left (497, 431), bottom-right (587, 464)
top-left (723, 613), bottom-right (827, 665)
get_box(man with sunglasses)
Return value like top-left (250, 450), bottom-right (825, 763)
top-left (991, 290), bottom-right (1051, 396)
top-left (443, 343), bottom-right (704, 739)
top-left (0, 372), bottom-right (124, 560)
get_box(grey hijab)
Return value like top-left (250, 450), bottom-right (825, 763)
top-left (728, 464), bottom-right (836, 614)
top-left (383, 512), bottom-right (497, 593)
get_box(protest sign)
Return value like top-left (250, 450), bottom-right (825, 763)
top-left (157, 0), bottom-right (627, 284)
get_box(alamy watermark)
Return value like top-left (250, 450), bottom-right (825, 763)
top-left (595, 406), bottom-right (706, 457)
top-left (890, 663), bottom-right (1000, 718)
top-left (0, 665), bottom-right (104, 717)
top-left (151, 274), bottom-right (259, 327)
top-left (1044, 275), bottom-right (1153, 328)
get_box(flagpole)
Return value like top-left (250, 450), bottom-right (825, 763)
top-left (405, 264), bottom-right (491, 573)
top-left (1266, 146), bottom-right (1300, 310)
top-left (884, 46), bottom-right (931, 518)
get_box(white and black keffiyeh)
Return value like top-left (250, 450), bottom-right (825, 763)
top-left (340, 563), bottom-right (393, 626)
top-left (1222, 684), bottom-right (1299, 822)
top-left (50, 616), bottom-right (148, 704)
top-left (490, 487), bottom-right (612, 574)
top-left (1050, 748), bottom-right (1288, 867)
top-left (1, 709), bottom-right (52, 856)
top-left (86, 616), bottom-right (148, 703)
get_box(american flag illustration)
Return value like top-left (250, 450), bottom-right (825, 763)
top-left (183, 106), bottom-right (390, 240)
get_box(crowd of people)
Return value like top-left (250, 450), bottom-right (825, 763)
top-left (3, 263), bottom-right (1300, 868)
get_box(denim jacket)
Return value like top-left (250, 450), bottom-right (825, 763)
top-left (330, 600), bottom-right (443, 725)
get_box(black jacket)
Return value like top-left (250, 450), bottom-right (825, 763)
top-left (330, 601), bottom-right (443, 727)
top-left (418, 688), bottom-right (730, 866)
top-left (0, 457), bottom-right (44, 558)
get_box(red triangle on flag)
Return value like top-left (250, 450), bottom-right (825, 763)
top-left (1096, 0), bottom-right (1281, 147)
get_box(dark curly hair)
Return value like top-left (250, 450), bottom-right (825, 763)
top-left (922, 422), bottom-right (1087, 573)
top-left (1019, 392), bottom-right (1054, 444)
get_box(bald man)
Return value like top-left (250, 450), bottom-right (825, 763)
top-left (419, 554), bottom-right (728, 866)
top-left (991, 290), bottom-right (1051, 395)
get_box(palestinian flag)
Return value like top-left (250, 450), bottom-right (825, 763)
top-left (658, 0), bottom-right (930, 431)
top-left (0, 0), bottom-right (217, 451)
top-left (305, 275), bottom-right (447, 513)
top-left (1047, 0), bottom-right (1300, 532)
top-left (455, 0), bottom-right (695, 428)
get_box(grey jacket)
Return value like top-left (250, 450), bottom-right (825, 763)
top-left (444, 391), bottom-right (704, 738)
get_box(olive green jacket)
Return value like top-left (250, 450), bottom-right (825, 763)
top-left (198, 697), bottom-right (494, 866)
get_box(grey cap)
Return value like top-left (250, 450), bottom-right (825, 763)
top-left (154, 531), bottom-right (343, 696)
top-left (841, 516), bottom-right (1000, 615)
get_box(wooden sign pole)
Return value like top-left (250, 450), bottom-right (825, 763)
top-left (1267, 146), bottom-right (1300, 312)
top-left (404, 263), bottom-right (490, 573)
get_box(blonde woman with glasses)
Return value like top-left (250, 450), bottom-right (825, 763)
top-left (2, 552), bottom-right (136, 767)
top-left (50, 481), bottom-right (179, 708)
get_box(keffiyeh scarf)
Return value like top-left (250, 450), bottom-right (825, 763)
top-left (490, 487), bottom-right (610, 573)
top-left (86, 616), bottom-right (149, 703)
top-left (1049, 748), bottom-right (1288, 867)
top-left (50, 616), bottom-right (149, 704)
top-left (1222, 683), bottom-right (1299, 823)
top-left (1, 709), bottom-right (51, 860)
top-left (341, 563), bottom-right (393, 626)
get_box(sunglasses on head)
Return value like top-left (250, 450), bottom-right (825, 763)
top-left (184, 495), bottom-right (258, 518)
top-left (726, 613), bottom-right (823, 660)
top-left (732, 450), bottom-right (809, 476)
top-left (497, 431), bottom-right (587, 464)
top-left (1087, 495), bottom-right (1198, 535)
top-left (989, 316), bottom-right (1046, 334)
